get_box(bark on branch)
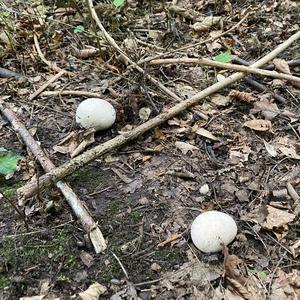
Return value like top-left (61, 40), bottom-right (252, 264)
top-left (0, 104), bottom-right (106, 253)
top-left (17, 29), bottom-right (300, 198)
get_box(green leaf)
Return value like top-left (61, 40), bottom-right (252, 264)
top-left (74, 25), bottom-right (84, 33)
top-left (0, 147), bottom-right (21, 178)
top-left (214, 49), bottom-right (232, 63)
top-left (113, 0), bottom-right (125, 8)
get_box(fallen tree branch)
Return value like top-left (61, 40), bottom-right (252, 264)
top-left (0, 104), bottom-right (106, 253)
top-left (149, 57), bottom-right (300, 83)
top-left (17, 30), bottom-right (300, 199)
top-left (85, 0), bottom-right (208, 121)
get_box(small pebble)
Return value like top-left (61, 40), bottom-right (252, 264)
top-left (150, 262), bottom-right (161, 272)
top-left (199, 183), bottom-right (210, 195)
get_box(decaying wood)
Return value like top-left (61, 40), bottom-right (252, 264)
top-left (149, 57), bottom-right (300, 83)
top-left (0, 104), bottom-right (106, 253)
top-left (17, 30), bottom-right (300, 199)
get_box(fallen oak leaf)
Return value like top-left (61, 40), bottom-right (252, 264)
top-left (78, 282), bottom-right (107, 300)
top-left (273, 58), bottom-right (291, 74)
top-left (196, 127), bottom-right (219, 141)
top-left (263, 205), bottom-right (295, 230)
top-left (243, 119), bottom-right (272, 131)
top-left (175, 141), bottom-right (199, 154)
top-left (191, 16), bottom-right (222, 32)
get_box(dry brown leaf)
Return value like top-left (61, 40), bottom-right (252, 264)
top-left (224, 249), bottom-right (265, 300)
top-left (78, 283), bottom-right (107, 300)
top-left (263, 205), bottom-right (295, 230)
top-left (210, 94), bottom-right (231, 106)
top-left (243, 119), bottom-right (272, 131)
top-left (263, 140), bottom-right (278, 157)
top-left (191, 16), bottom-right (221, 32)
top-left (290, 240), bottom-right (300, 258)
top-left (278, 146), bottom-right (300, 160)
top-left (252, 100), bottom-right (280, 120)
top-left (196, 128), bottom-right (219, 141)
top-left (206, 40), bottom-right (222, 52)
top-left (275, 137), bottom-right (300, 160)
top-left (53, 129), bottom-right (95, 158)
top-left (270, 269), bottom-right (299, 300)
top-left (80, 251), bottom-right (94, 268)
top-left (73, 46), bottom-right (99, 59)
top-left (229, 90), bottom-right (257, 102)
top-left (175, 141), bottom-right (199, 154)
top-left (273, 58), bottom-right (291, 74)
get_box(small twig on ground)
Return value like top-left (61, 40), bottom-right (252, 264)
top-left (149, 57), bottom-right (300, 83)
top-left (233, 57), bottom-right (300, 70)
top-left (0, 192), bottom-right (29, 231)
top-left (268, 255), bottom-right (285, 295)
top-left (33, 34), bottom-right (70, 75)
top-left (17, 31), bottom-right (300, 198)
top-left (29, 70), bottom-right (66, 101)
top-left (41, 90), bottom-right (105, 98)
top-left (112, 251), bottom-right (129, 280)
top-left (157, 233), bottom-right (183, 248)
top-left (85, 0), bottom-right (208, 120)
top-left (0, 220), bottom-right (73, 240)
top-left (0, 104), bottom-right (106, 253)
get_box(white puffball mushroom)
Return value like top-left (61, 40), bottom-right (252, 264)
top-left (191, 211), bottom-right (237, 253)
top-left (76, 98), bottom-right (116, 131)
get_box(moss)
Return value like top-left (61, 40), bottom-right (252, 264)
top-left (67, 167), bottom-right (111, 191)
top-left (108, 198), bottom-right (122, 215)
top-left (129, 210), bottom-right (143, 221)
top-left (0, 227), bottom-right (80, 297)
top-left (0, 180), bottom-right (22, 198)
top-left (97, 258), bottom-right (123, 283)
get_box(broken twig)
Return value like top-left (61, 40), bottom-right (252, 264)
top-left (149, 57), bottom-right (300, 83)
top-left (17, 31), bottom-right (300, 198)
top-left (29, 70), bottom-right (66, 101)
top-left (0, 104), bottom-right (106, 253)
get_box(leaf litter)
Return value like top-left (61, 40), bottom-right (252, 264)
top-left (0, 0), bottom-right (299, 299)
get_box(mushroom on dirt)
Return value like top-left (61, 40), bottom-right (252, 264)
top-left (76, 98), bottom-right (116, 131)
top-left (191, 210), bottom-right (237, 253)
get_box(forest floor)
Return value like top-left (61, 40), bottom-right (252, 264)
top-left (0, 0), bottom-right (300, 299)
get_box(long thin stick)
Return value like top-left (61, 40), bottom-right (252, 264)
top-left (17, 31), bottom-right (300, 199)
top-left (149, 58), bottom-right (300, 83)
top-left (29, 70), bottom-right (66, 101)
top-left (85, 0), bottom-right (208, 122)
top-left (0, 104), bottom-right (106, 253)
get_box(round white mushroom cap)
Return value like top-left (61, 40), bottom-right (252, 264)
top-left (76, 98), bottom-right (116, 131)
top-left (191, 210), bottom-right (237, 253)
